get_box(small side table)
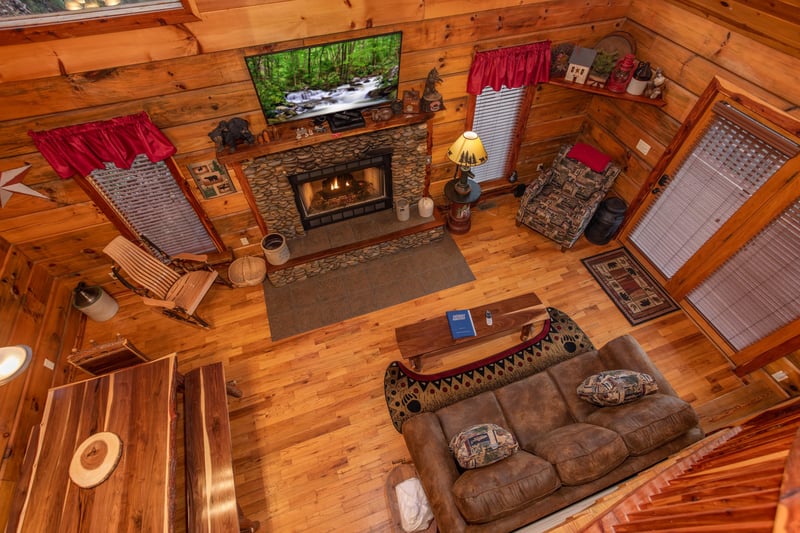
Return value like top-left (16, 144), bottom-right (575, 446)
top-left (444, 178), bottom-right (481, 234)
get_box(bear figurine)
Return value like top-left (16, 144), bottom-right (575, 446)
top-left (208, 117), bottom-right (256, 153)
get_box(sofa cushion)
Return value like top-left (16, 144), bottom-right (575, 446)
top-left (494, 371), bottom-right (573, 451)
top-left (577, 369), bottom-right (658, 406)
top-left (586, 394), bottom-right (699, 455)
top-left (533, 423), bottom-right (628, 485)
top-left (449, 423), bottom-right (519, 469)
top-left (452, 451), bottom-right (560, 524)
top-left (436, 391), bottom-right (509, 442)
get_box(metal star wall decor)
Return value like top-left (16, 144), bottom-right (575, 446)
top-left (1, 164), bottom-right (49, 208)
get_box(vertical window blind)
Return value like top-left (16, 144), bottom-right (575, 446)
top-left (470, 85), bottom-right (525, 183)
top-left (629, 103), bottom-right (791, 278)
top-left (687, 198), bottom-right (800, 350)
top-left (89, 154), bottom-right (216, 256)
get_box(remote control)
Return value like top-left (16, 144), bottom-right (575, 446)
top-left (485, 311), bottom-right (493, 326)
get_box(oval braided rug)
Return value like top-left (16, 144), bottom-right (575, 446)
top-left (383, 307), bottom-right (593, 432)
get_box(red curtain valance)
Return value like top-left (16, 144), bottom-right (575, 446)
top-left (466, 41), bottom-right (551, 95)
top-left (29, 112), bottom-right (176, 179)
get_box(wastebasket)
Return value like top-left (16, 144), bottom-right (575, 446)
top-left (261, 233), bottom-right (290, 265)
top-left (585, 197), bottom-right (627, 245)
top-left (72, 282), bottom-right (119, 322)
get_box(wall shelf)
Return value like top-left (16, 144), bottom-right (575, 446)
top-left (547, 78), bottom-right (666, 107)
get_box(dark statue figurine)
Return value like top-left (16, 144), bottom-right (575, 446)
top-left (208, 117), bottom-right (256, 153)
top-left (421, 68), bottom-right (445, 113)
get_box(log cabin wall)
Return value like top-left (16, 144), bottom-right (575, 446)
top-left (0, 0), bottom-right (799, 526)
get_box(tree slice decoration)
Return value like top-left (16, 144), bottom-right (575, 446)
top-left (69, 432), bottom-right (123, 488)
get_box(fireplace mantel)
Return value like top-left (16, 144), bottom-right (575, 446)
top-left (217, 110), bottom-right (434, 164)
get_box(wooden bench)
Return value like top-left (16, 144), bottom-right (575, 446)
top-left (184, 363), bottom-right (260, 532)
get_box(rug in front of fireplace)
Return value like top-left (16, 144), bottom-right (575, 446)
top-left (582, 247), bottom-right (679, 325)
top-left (262, 233), bottom-right (474, 341)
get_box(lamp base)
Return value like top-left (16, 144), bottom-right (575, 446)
top-left (453, 181), bottom-right (471, 196)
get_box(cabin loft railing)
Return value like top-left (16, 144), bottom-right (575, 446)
top-left (578, 398), bottom-right (800, 532)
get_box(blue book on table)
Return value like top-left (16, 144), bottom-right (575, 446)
top-left (446, 309), bottom-right (476, 339)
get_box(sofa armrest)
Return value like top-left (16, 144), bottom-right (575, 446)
top-left (403, 412), bottom-right (467, 533)
top-left (597, 335), bottom-right (679, 397)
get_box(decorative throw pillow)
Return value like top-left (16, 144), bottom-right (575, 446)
top-left (449, 423), bottom-right (519, 469)
top-left (577, 370), bottom-right (658, 406)
top-left (566, 143), bottom-right (612, 173)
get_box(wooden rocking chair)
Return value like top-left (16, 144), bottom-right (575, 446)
top-left (103, 235), bottom-right (221, 328)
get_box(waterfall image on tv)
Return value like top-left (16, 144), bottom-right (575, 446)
top-left (246, 32), bottom-right (402, 126)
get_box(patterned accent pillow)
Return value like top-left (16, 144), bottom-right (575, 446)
top-left (577, 370), bottom-right (658, 406)
top-left (449, 423), bottom-right (519, 469)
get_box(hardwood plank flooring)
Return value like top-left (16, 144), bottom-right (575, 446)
top-left (81, 194), bottom-right (786, 533)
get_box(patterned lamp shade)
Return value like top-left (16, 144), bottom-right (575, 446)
top-left (447, 131), bottom-right (488, 167)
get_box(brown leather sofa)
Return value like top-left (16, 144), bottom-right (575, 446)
top-left (402, 335), bottom-right (704, 533)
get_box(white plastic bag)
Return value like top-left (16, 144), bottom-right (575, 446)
top-left (395, 477), bottom-right (434, 532)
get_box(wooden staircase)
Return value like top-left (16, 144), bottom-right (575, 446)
top-left (579, 398), bottom-right (800, 532)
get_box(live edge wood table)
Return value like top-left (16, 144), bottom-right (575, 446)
top-left (6, 355), bottom-right (256, 533)
top-left (395, 292), bottom-right (548, 370)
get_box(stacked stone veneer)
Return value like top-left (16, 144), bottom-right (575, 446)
top-left (241, 122), bottom-right (429, 239)
top-left (240, 122), bottom-right (443, 286)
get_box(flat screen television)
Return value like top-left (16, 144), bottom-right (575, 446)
top-left (245, 31), bottom-right (402, 131)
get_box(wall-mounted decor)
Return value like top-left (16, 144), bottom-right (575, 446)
top-left (1, 164), bottom-right (49, 207)
top-left (187, 160), bottom-right (236, 199)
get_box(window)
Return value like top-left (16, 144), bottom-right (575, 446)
top-left (88, 155), bottom-right (218, 256)
top-left (621, 77), bottom-right (800, 375)
top-left (470, 85), bottom-right (527, 183)
top-left (0, 0), bottom-right (199, 45)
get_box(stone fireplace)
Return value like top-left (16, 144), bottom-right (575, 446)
top-left (241, 122), bottom-right (429, 240)
top-left (238, 119), bottom-right (445, 285)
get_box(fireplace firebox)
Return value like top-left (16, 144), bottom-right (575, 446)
top-left (289, 150), bottom-right (393, 230)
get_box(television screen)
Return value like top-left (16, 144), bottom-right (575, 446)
top-left (245, 32), bottom-right (402, 126)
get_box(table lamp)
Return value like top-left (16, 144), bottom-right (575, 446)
top-left (0, 345), bottom-right (32, 386)
top-left (447, 131), bottom-right (487, 196)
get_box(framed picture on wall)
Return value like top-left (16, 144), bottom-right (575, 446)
top-left (187, 159), bottom-right (236, 199)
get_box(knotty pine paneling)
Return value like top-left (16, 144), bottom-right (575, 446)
top-left (2, 5), bottom-right (800, 528)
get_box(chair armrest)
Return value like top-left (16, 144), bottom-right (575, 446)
top-left (403, 412), bottom-right (467, 533)
top-left (141, 296), bottom-right (177, 309)
top-left (517, 168), bottom-right (554, 210)
top-left (171, 252), bottom-right (209, 262)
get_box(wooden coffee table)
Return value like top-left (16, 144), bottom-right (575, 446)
top-left (395, 292), bottom-right (547, 370)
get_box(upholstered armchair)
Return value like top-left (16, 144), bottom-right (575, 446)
top-left (516, 143), bottom-right (622, 249)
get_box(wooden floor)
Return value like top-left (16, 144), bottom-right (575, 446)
top-left (81, 193), bottom-right (788, 533)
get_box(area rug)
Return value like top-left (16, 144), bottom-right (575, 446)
top-left (582, 247), bottom-right (679, 325)
top-left (384, 307), bottom-right (593, 432)
top-left (263, 233), bottom-right (475, 341)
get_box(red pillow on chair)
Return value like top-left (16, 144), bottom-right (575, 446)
top-left (567, 143), bottom-right (612, 173)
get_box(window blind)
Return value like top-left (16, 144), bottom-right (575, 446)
top-left (687, 198), bottom-right (800, 350)
top-left (629, 106), bottom-right (792, 278)
top-left (89, 154), bottom-right (216, 256)
top-left (470, 85), bottom-right (525, 183)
